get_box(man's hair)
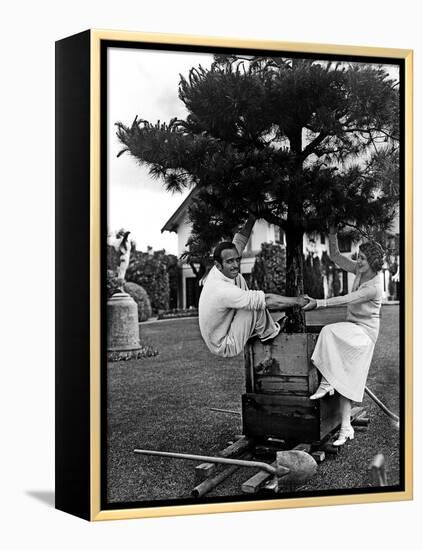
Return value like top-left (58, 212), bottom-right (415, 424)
top-left (213, 241), bottom-right (238, 264)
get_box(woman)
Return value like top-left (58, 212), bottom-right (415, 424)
top-left (303, 227), bottom-right (385, 446)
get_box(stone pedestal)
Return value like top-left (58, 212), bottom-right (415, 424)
top-left (107, 292), bottom-right (141, 361)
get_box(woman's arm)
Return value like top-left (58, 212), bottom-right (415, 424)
top-left (317, 284), bottom-right (378, 308)
top-left (303, 285), bottom-right (378, 311)
top-left (328, 228), bottom-right (357, 274)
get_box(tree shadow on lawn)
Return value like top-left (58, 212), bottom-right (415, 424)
top-left (107, 306), bottom-right (401, 504)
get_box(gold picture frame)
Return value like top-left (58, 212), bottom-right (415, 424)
top-left (55, 29), bottom-right (413, 521)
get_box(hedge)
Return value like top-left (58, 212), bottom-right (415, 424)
top-left (126, 248), bottom-right (170, 313)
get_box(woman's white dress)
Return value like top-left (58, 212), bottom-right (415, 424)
top-left (311, 236), bottom-right (383, 402)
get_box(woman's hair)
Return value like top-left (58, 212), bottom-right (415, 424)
top-left (359, 241), bottom-right (385, 273)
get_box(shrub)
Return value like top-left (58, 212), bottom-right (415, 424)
top-left (163, 253), bottom-right (178, 310)
top-left (126, 248), bottom-right (170, 313)
top-left (123, 281), bottom-right (152, 322)
top-left (107, 244), bottom-right (121, 272)
top-left (106, 270), bottom-right (121, 299)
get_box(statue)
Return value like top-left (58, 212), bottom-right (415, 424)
top-left (107, 228), bottom-right (133, 294)
top-left (106, 229), bottom-right (157, 361)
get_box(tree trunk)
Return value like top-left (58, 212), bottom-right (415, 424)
top-left (284, 126), bottom-right (306, 333)
top-left (284, 222), bottom-right (306, 333)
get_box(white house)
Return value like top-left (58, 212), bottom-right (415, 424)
top-left (162, 190), bottom-right (399, 309)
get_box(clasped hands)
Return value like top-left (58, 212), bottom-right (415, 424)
top-left (301, 294), bottom-right (317, 311)
top-left (292, 294), bottom-right (317, 311)
top-left (292, 295), bottom-right (318, 310)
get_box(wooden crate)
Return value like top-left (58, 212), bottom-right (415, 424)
top-left (242, 330), bottom-right (341, 442)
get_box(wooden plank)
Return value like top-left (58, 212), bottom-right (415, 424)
top-left (255, 374), bottom-right (304, 383)
top-left (241, 460), bottom-right (276, 494)
top-left (218, 436), bottom-right (253, 458)
top-left (252, 335), bottom-right (311, 376)
top-left (351, 407), bottom-right (365, 421)
top-left (311, 451), bottom-right (326, 463)
top-left (292, 443), bottom-right (311, 453)
top-left (243, 393), bottom-right (317, 411)
top-left (253, 354), bottom-right (310, 378)
top-left (271, 334), bottom-right (308, 355)
top-left (242, 393), bottom-right (320, 442)
top-left (243, 396), bottom-right (316, 418)
top-left (194, 462), bottom-right (216, 483)
top-left (319, 394), bottom-right (342, 439)
top-left (354, 425), bottom-right (369, 432)
top-left (243, 412), bottom-right (318, 441)
top-left (256, 374), bottom-right (309, 384)
top-left (306, 325), bottom-right (324, 334)
top-left (352, 416), bottom-right (370, 427)
top-left (193, 451), bottom-right (253, 497)
top-left (307, 333), bottom-right (319, 352)
top-left (254, 445), bottom-right (277, 459)
top-left (255, 388), bottom-right (309, 397)
top-left (244, 346), bottom-right (254, 393)
top-left (249, 333), bottom-right (320, 383)
top-left (307, 334), bottom-right (319, 395)
top-left (277, 357), bottom-right (310, 377)
top-left (308, 366), bottom-right (320, 394)
top-left (320, 441), bottom-right (340, 455)
top-left (256, 375), bottom-right (309, 394)
top-left (310, 440), bottom-right (324, 452)
top-left (267, 437), bottom-right (287, 446)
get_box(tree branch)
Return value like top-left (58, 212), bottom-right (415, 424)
top-left (339, 222), bottom-right (372, 239)
top-left (189, 262), bottom-right (200, 277)
top-left (343, 127), bottom-right (399, 141)
top-left (301, 132), bottom-right (329, 159)
top-left (259, 210), bottom-right (287, 230)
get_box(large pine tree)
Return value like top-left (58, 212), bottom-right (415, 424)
top-left (116, 55), bottom-right (399, 331)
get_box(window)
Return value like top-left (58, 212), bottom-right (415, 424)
top-left (338, 235), bottom-right (352, 253)
top-left (274, 226), bottom-right (285, 245)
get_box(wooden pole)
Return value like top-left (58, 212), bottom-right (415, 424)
top-left (192, 452), bottom-right (253, 498)
top-left (218, 436), bottom-right (253, 458)
top-left (364, 386), bottom-right (400, 427)
top-left (209, 408), bottom-right (241, 415)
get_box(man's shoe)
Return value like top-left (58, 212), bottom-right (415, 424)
top-left (260, 322), bottom-right (280, 344)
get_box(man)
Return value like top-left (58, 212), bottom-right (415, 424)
top-left (199, 214), bottom-right (307, 358)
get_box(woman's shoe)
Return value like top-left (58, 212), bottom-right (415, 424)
top-left (309, 378), bottom-right (335, 400)
top-left (333, 426), bottom-right (355, 447)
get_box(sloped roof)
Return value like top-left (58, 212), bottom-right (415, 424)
top-left (161, 188), bottom-right (197, 233)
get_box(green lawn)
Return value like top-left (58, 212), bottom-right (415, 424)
top-left (107, 305), bottom-right (401, 504)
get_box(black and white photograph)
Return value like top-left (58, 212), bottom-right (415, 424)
top-left (4, 0), bottom-right (422, 545)
top-left (104, 40), bottom-right (407, 512)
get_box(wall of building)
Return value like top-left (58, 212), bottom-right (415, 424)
top-left (176, 211), bottom-right (193, 257)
